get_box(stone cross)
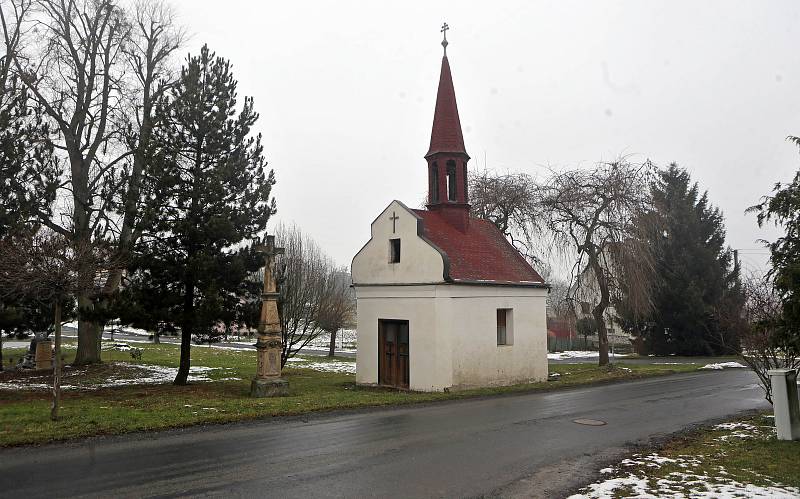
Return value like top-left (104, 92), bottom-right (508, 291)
top-left (250, 234), bottom-right (289, 397)
top-left (390, 211), bottom-right (399, 233)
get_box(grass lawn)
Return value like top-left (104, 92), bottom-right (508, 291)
top-left (570, 413), bottom-right (799, 498)
top-left (0, 341), bottom-right (700, 447)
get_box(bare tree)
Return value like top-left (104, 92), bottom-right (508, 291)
top-left (107, 0), bottom-right (182, 287)
top-left (540, 159), bottom-right (656, 365)
top-left (737, 273), bottom-right (800, 404)
top-left (273, 225), bottom-right (343, 367)
top-left (4, 0), bottom-right (182, 364)
top-left (316, 268), bottom-right (355, 357)
top-left (469, 167), bottom-right (544, 265)
top-left (0, 230), bottom-right (121, 419)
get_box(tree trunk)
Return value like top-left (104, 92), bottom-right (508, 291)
top-left (587, 250), bottom-right (611, 366)
top-left (328, 329), bottom-right (337, 357)
top-left (73, 294), bottom-right (102, 365)
top-left (594, 306), bottom-right (609, 366)
top-left (51, 301), bottom-right (62, 421)
top-left (153, 332), bottom-right (160, 344)
top-left (174, 280), bottom-right (195, 385)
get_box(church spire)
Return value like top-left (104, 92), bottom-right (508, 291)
top-left (425, 24), bottom-right (470, 231)
top-left (426, 23), bottom-right (467, 158)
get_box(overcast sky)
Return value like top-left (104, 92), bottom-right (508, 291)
top-left (172, 0), bottom-right (798, 276)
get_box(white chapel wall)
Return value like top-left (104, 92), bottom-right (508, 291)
top-left (355, 283), bottom-right (548, 392)
top-left (442, 285), bottom-right (549, 389)
top-left (351, 201), bottom-right (445, 285)
top-left (354, 285), bottom-right (452, 391)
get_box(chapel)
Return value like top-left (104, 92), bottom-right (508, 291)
top-left (351, 29), bottom-right (548, 392)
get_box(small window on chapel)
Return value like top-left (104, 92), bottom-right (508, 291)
top-left (497, 308), bottom-right (513, 345)
top-left (389, 238), bottom-right (401, 263)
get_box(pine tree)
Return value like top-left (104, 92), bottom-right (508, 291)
top-left (750, 136), bottom-right (800, 358)
top-left (641, 165), bottom-right (742, 355)
top-left (0, 67), bottom-right (59, 368)
top-left (0, 75), bottom-right (59, 239)
top-left (136, 45), bottom-right (276, 385)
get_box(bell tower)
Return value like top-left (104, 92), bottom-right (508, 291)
top-left (425, 23), bottom-right (471, 232)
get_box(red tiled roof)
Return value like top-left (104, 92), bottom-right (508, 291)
top-left (413, 209), bottom-right (545, 285)
top-left (426, 56), bottom-right (467, 157)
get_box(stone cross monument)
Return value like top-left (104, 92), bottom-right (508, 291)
top-left (251, 235), bottom-right (289, 397)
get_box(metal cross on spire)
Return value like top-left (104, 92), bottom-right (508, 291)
top-left (440, 22), bottom-right (449, 56)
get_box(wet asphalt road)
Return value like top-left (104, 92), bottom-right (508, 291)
top-left (0, 370), bottom-right (767, 498)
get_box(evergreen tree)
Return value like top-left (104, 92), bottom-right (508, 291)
top-left (135, 45), bottom-right (276, 385)
top-left (639, 165), bottom-right (742, 355)
top-left (750, 136), bottom-right (800, 358)
top-left (0, 64), bottom-right (59, 365)
top-left (0, 75), bottom-right (59, 240)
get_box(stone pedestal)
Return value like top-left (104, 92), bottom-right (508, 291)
top-left (35, 339), bottom-right (53, 370)
top-left (769, 368), bottom-right (800, 441)
top-left (251, 377), bottom-right (289, 397)
top-left (250, 235), bottom-right (289, 398)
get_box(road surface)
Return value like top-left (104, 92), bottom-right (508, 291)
top-left (0, 370), bottom-right (767, 498)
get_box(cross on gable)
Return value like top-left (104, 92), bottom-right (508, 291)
top-left (390, 211), bottom-right (399, 233)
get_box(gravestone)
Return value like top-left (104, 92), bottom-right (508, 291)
top-left (35, 339), bottom-right (53, 370)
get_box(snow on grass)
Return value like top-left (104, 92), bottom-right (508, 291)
top-left (547, 351), bottom-right (631, 360)
top-left (698, 362), bottom-right (747, 370)
top-left (570, 419), bottom-right (792, 499)
top-left (286, 356), bottom-right (356, 374)
top-left (569, 470), bottom-right (800, 499)
top-left (301, 361), bottom-right (356, 374)
top-left (711, 422), bottom-right (777, 442)
top-left (0, 364), bottom-right (240, 391)
top-left (305, 329), bottom-right (358, 353)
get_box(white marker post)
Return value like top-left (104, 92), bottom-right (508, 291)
top-left (768, 369), bottom-right (800, 441)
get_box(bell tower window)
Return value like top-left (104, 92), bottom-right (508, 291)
top-left (430, 162), bottom-right (439, 203)
top-left (446, 160), bottom-right (457, 202)
top-left (462, 162), bottom-right (469, 202)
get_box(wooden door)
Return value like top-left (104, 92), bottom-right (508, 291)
top-left (378, 320), bottom-right (409, 389)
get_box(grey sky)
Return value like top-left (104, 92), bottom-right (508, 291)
top-left (173, 0), bottom-right (798, 275)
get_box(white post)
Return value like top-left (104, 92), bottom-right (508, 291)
top-left (768, 369), bottom-right (800, 441)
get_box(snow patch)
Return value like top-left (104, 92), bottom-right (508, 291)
top-left (699, 362), bottom-right (747, 370)
top-left (297, 361), bottom-right (356, 374)
top-left (0, 364), bottom-right (240, 391)
top-left (571, 434), bottom-right (795, 498)
top-left (547, 351), bottom-right (630, 361)
top-left (284, 356), bottom-right (356, 374)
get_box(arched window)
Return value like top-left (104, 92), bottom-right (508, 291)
top-left (446, 160), bottom-right (457, 202)
top-left (430, 162), bottom-right (439, 202)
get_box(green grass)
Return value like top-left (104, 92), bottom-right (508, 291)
top-left (573, 413), bottom-right (800, 497)
top-left (651, 414), bottom-right (800, 489)
top-left (0, 341), bottom-right (698, 447)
